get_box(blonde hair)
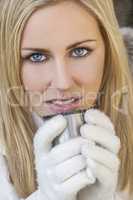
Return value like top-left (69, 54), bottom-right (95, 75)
top-left (0, 0), bottom-right (133, 198)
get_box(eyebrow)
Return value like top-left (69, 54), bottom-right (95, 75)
top-left (21, 39), bottom-right (97, 52)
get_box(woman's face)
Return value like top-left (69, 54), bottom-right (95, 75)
top-left (21, 1), bottom-right (105, 117)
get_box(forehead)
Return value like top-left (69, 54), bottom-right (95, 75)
top-left (21, 1), bottom-right (101, 48)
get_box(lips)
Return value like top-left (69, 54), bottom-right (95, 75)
top-left (45, 96), bottom-right (82, 113)
top-left (45, 96), bottom-right (82, 105)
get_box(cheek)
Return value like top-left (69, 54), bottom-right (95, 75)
top-left (21, 64), bottom-right (51, 91)
top-left (75, 64), bottom-right (103, 84)
top-left (73, 54), bottom-right (105, 86)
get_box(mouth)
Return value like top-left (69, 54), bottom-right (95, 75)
top-left (45, 96), bottom-right (82, 104)
top-left (45, 96), bottom-right (83, 113)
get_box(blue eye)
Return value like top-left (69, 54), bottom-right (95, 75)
top-left (29, 53), bottom-right (46, 63)
top-left (71, 47), bottom-right (91, 57)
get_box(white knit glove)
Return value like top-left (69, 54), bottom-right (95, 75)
top-left (0, 113), bottom-right (96, 200)
top-left (0, 110), bottom-right (121, 200)
top-left (78, 109), bottom-right (121, 200)
top-left (32, 114), bottom-right (97, 200)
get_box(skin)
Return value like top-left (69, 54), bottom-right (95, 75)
top-left (21, 1), bottom-right (105, 117)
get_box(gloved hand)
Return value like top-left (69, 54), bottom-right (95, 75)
top-left (78, 109), bottom-right (121, 200)
top-left (32, 114), bottom-right (96, 200)
top-left (0, 113), bottom-right (96, 200)
top-left (0, 110), bottom-right (121, 200)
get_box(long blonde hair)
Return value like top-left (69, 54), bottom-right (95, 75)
top-left (0, 0), bottom-right (133, 198)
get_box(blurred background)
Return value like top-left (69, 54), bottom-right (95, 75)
top-left (113, 0), bottom-right (133, 27)
top-left (113, 0), bottom-right (133, 74)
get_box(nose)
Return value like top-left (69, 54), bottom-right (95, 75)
top-left (50, 59), bottom-right (74, 91)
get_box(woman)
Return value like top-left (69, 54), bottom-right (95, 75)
top-left (0, 0), bottom-right (133, 199)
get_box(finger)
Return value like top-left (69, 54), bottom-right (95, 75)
top-left (35, 137), bottom-right (88, 176)
top-left (86, 161), bottom-right (118, 189)
top-left (48, 137), bottom-right (88, 165)
top-left (81, 144), bottom-right (120, 172)
top-left (55, 170), bottom-right (95, 195)
top-left (53, 155), bottom-right (86, 182)
top-left (80, 124), bottom-right (121, 154)
top-left (33, 115), bottom-right (67, 156)
top-left (86, 167), bottom-right (96, 184)
top-left (84, 109), bottom-right (115, 134)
